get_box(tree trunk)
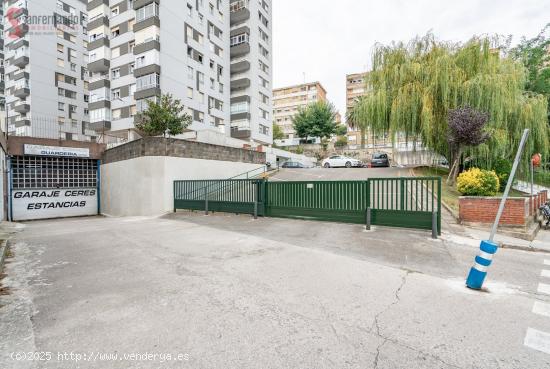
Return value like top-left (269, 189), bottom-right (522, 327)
top-left (447, 147), bottom-right (462, 186)
top-left (360, 128), bottom-right (366, 149)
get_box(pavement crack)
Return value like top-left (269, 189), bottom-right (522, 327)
top-left (371, 270), bottom-right (410, 368)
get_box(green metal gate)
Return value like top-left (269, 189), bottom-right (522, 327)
top-left (174, 179), bottom-right (266, 216)
top-left (174, 177), bottom-right (441, 234)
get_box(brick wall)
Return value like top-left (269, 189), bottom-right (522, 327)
top-left (102, 137), bottom-right (266, 165)
top-left (459, 196), bottom-right (529, 226)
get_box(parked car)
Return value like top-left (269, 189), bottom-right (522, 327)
top-left (282, 161), bottom-right (307, 169)
top-left (322, 156), bottom-right (363, 168)
top-left (370, 153), bottom-right (390, 168)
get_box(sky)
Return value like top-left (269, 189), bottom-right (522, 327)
top-left (272, 0), bottom-right (550, 117)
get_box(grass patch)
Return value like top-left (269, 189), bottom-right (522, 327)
top-left (414, 166), bottom-right (526, 213)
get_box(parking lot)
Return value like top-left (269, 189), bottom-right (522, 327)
top-left (270, 166), bottom-right (408, 181)
top-left (1, 213), bottom-right (549, 368)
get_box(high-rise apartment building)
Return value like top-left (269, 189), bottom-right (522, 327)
top-left (229, 0), bottom-right (272, 145)
top-left (273, 81), bottom-right (326, 140)
top-left (4, 0), bottom-right (94, 141)
top-left (86, 0), bottom-right (231, 142)
top-left (346, 72), bottom-right (367, 110)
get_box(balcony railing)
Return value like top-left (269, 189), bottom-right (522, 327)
top-left (230, 0), bottom-right (249, 12)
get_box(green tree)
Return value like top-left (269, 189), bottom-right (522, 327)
top-left (334, 136), bottom-right (348, 148)
top-left (510, 24), bottom-right (550, 123)
top-left (347, 96), bottom-right (369, 149)
top-left (293, 101), bottom-right (339, 142)
top-left (360, 33), bottom-right (549, 172)
top-left (272, 123), bottom-right (285, 140)
top-left (135, 94), bottom-right (192, 137)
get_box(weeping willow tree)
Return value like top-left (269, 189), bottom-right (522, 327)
top-left (359, 33), bottom-right (549, 173)
top-left (346, 96), bottom-right (369, 149)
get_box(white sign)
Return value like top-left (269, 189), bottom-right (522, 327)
top-left (24, 144), bottom-right (90, 158)
top-left (12, 188), bottom-right (98, 221)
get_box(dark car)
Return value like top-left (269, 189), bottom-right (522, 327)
top-left (282, 161), bottom-right (307, 169)
top-left (370, 153), bottom-right (390, 168)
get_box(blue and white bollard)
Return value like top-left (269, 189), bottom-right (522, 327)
top-left (466, 240), bottom-right (499, 290)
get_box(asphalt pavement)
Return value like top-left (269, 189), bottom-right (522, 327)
top-left (1, 213), bottom-right (549, 369)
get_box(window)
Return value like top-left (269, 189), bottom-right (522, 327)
top-left (111, 26), bottom-right (120, 38)
top-left (57, 43), bottom-right (64, 53)
top-left (112, 109), bottom-right (121, 119)
top-left (136, 2), bottom-right (159, 22)
top-left (230, 33), bottom-right (248, 46)
top-left (111, 68), bottom-right (120, 79)
top-left (187, 87), bottom-right (193, 98)
top-left (58, 102), bottom-right (65, 111)
top-left (111, 6), bottom-right (119, 16)
top-left (57, 58), bottom-right (65, 67)
top-left (259, 108), bottom-right (269, 120)
top-left (70, 63), bottom-right (76, 71)
top-left (231, 101), bottom-right (249, 114)
top-left (112, 88), bottom-right (121, 99)
top-left (136, 73), bottom-right (160, 91)
top-left (259, 124), bottom-right (270, 135)
top-left (188, 67), bottom-right (194, 80)
top-left (58, 88), bottom-right (65, 96)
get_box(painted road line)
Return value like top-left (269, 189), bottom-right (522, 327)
top-left (533, 302), bottom-right (550, 318)
top-left (542, 270), bottom-right (550, 278)
top-left (538, 283), bottom-right (550, 295)
top-left (525, 328), bottom-right (550, 354)
top-left (545, 260), bottom-right (550, 266)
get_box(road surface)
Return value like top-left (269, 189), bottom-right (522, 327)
top-left (1, 214), bottom-right (550, 369)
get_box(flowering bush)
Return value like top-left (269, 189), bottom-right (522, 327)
top-left (457, 168), bottom-right (500, 196)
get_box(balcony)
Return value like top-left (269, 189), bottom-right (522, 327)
top-left (231, 78), bottom-right (250, 91)
top-left (230, 60), bottom-right (250, 74)
top-left (230, 42), bottom-right (250, 57)
top-left (89, 120), bottom-right (111, 132)
top-left (88, 35), bottom-right (109, 50)
top-left (88, 58), bottom-right (110, 73)
top-left (14, 118), bottom-right (30, 128)
top-left (87, 0), bottom-right (109, 11)
top-left (89, 75), bottom-right (110, 90)
top-left (12, 70), bottom-right (29, 81)
top-left (87, 15), bottom-right (109, 30)
top-left (14, 86), bottom-right (30, 98)
top-left (230, 0), bottom-right (250, 25)
top-left (134, 87), bottom-right (161, 100)
top-left (231, 127), bottom-right (251, 139)
top-left (134, 39), bottom-right (160, 54)
top-left (13, 55), bottom-right (29, 68)
top-left (14, 102), bottom-right (30, 113)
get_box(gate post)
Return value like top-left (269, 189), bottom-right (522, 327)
top-left (432, 211), bottom-right (438, 239)
top-left (366, 207), bottom-right (371, 230)
top-left (204, 186), bottom-right (209, 215)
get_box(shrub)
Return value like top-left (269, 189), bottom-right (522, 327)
top-left (491, 158), bottom-right (512, 192)
top-left (457, 168), bottom-right (500, 196)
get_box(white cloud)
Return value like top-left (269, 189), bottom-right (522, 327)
top-left (272, 0), bottom-right (550, 117)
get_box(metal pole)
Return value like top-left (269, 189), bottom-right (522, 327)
top-left (531, 159), bottom-right (534, 197)
top-left (432, 212), bottom-right (438, 239)
top-left (489, 129), bottom-right (530, 241)
top-left (366, 207), bottom-right (371, 230)
top-left (466, 129), bottom-right (529, 290)
top-left (204, 186), bottom-right (209, 215)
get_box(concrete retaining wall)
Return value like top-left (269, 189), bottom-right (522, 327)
top-left (100, 137), bottom-right (265, 217)
top-left (101, 156), bottom-right (263, 217)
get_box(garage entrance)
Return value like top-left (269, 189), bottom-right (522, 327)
top-left (8, 141), bottom-right (102, 221)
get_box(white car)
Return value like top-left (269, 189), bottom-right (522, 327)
top-left (322, 155), bottom-right (363, 168)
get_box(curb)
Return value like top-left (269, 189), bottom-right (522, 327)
top-left (500, 242), bottom-right (550, 254)
top-left (0, 239), bottom-right (8, 273)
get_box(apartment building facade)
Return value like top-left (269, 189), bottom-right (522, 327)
top-left (4, 0), bottom-right (94, 141)
top-left (86, 0), bottom-right (231, 143)
top-left (272, 81), bottom-right (327, 142)
top-left (346, 72), bottom-right (368, 148)
top-left (229, 0), bottom-right (272, 145)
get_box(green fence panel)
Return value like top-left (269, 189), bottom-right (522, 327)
top-left (265, 181), bottom-right (369, 224)
top-left (173, 177), bottom-right (441, 234)
top-left (174, 179), bottom-right (265, 216)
